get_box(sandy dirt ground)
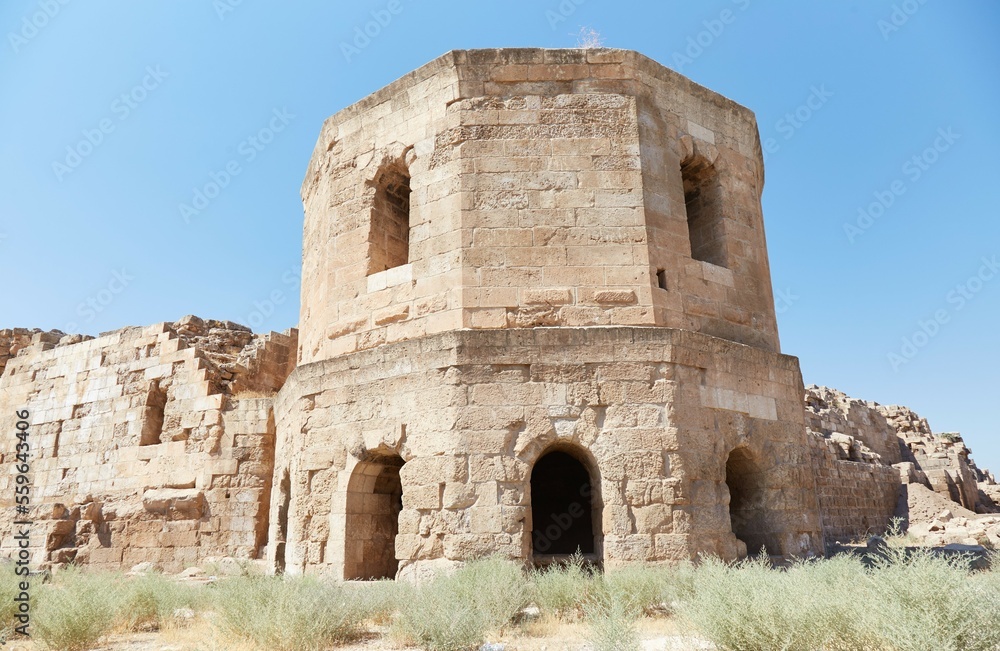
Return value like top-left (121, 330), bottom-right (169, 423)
top-left (4, 617), bottom-right (716, 651)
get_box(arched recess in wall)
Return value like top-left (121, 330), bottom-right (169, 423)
top-left (366, 161), bottom-right (412, 275)
top-left (680, 152), bottom-right (728, 269)
top-left (529, 447), bottom-right (602, 565)
top-left (725, 447), bottom-right (775, 557)
top-left (344, 453), bottom-right (405, 580)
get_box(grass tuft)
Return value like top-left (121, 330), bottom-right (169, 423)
top-left (213, 573), bottom-right (374, 650)
top-left (392, 556), bottom-right (530, 651)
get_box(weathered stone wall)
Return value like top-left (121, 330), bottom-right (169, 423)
top-left (298, 48), bottom-right (779, 366)
top-left (807, 433), bottom-right (900, 545)
top-left (876, 403), bottom-right (988, 512)
top-left (0, 319), bottom-right (296, 571)
top-left (270, 327), bottom-right (822, 579)
top-left (805, 385), bottom-right (902, 465)
top-left (804, 385), bottom-right (998, 547)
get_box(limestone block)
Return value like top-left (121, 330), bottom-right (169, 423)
top-left (142, 488), bottom-right (206, 520)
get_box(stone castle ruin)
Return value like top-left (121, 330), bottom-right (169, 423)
top-left (2, 49), bottom-right (997, 579)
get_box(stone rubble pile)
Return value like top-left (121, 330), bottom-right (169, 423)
top-left (806, 385), bottom-right (999, 549)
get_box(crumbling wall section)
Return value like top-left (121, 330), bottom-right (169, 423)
top-left (876, 403), bottom-right (992, 513)
top-left (808, 432), bottom-right (900, 545)
top-left (0, 318), bottom-right (296, 572)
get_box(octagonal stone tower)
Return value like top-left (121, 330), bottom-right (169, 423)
top-left (270, 49), bottom-right (823, 580)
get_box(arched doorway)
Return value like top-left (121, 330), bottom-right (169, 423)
top-left (725, 447), bottom-right (773, 557)
top-left (530, 449), bottom-right (598, 562)
top-left (344, 454), bottom-right (404, 580)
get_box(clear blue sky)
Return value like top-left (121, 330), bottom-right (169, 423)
top-left (2, 2), bottom-right (998, 471)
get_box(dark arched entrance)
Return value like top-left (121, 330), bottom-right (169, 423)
top-left (344, 454), bottom-right (404, 580)
top-left (725, 447), bottom-right (774, 557)
top-left (530, 450), bottom-right (597, 560)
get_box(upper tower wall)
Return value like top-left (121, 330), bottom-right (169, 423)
top-left (298, 49), bottom-right (777, 365)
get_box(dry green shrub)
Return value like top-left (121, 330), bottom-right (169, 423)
top-left (213, 574), bottom-right (373, 650)
top-left (584, 578), bottom-right (641, 651)
top-left (351, 578), bottom-right (401, 625)
top-left (392, 556), bottom-right (530, 651)
top-left (529, 552), bottom-right (597, 618)
top-left (33, 568), bottom-right (124, 651)
top-left (678, 549), bottom-right (1000, 651)
top-left (864, 547), bottom-right (1000, 651)
top-left (0, 563), bottom-right (30, 643)
top-left (117, 572), bottom-right (205, 631)
top-left (599, 562), bottom-right (695, 616)
top-left (677, 555), bottom-right (878, 651)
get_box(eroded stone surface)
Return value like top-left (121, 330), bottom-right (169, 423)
top-left (0, 318), bottom-right (296, 571)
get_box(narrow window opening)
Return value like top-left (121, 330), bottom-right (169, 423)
top-left (656, 269), bottom-right (668, 290)
top-left (366, 164), bottom-right (411, 275)
top-left (345, 454), bottom-right (405, 580)
top-left (139, 380), bottom-right (166, 446)
top-left (681, 157), bottom-right (728, 268)
top-left (275, 469), bottom-right (291, 574)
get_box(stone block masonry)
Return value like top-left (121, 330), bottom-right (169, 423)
top-left (3, 48), bottom-right (995, 576)
top-left (0, 318), bottom-right (296, 572)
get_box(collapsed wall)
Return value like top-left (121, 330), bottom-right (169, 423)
top-left (805, 385), bottom-right (999, 548)
top-left (0, 318), bottom-right (296, 572)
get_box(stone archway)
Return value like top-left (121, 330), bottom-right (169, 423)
top-left (344, 454), bottom-right (404, 580)
top-left (530, 449), bottom-right (599, 562)
top-left (725, 447), bottom-right (774, 557)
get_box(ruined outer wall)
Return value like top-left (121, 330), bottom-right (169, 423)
top-left (808, 434), bottom-right (900, 545)
top-left (0, 323), bottom-right (295, 571)
top-left (299, 49), bottom-right (778, 365)
top-left (270, 327), bottom-right (821, 578)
